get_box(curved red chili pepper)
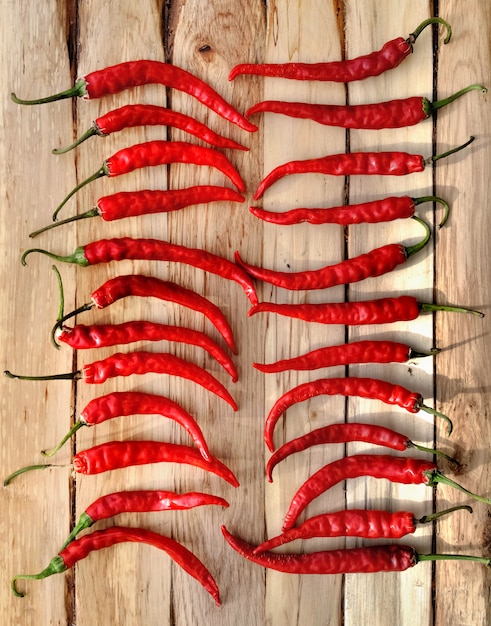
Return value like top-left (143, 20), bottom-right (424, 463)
top-left (22, 239), bottom-right (258, 306)
top-left (236, 216), bottom-right (430, 291)
top-left (229, 18), bottom-right (450, 81)
top-left (53, 104), bottom-right (249, 154)
top-left (12, 58), bottom-right (257, 133)
top-left (12, 526), bottom-right (221, 605)
top-left (264, 376), bottom-right (452, 451)
top-left (51, 141), bottom-right (246, 220)
top-left (56, 321), bottom-right (238, 381)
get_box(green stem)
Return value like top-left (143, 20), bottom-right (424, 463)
top-left (428, 470), bottom-right (491, 505)
top-left (58, 512), bottom-right (94, 551)
top-left (51, 302), bottom-right (95, 348)
top-left (41, 422), bottom-right (84, 457)
top-left (416, 553), bottom-right (490, 567)
top-left (408, 17), bottom-right (452, 45)
top-left (52, 265), bottom-right (65, 323)
top-left (408, 441), bottom-right (459, 466)
top-left (52, 125), bottom-right (100, 154)
top-left (418, 404), bottom-right (453, 436)
top-left (405, 216), bottom-right (431, 258)
top-left (52, 166), bottom-right (107, 222)
top-left (30, 209), bottom-right (99, 238)
top-left (429, 136), bottom-right (475, 164)
top-left (4, 370), bottom-right (81, 382)
top-left (4, 463), bottom-right (56, 486)
top-left (11, 557), bottom-right (67, 597)
top-left (21, 245), bottom-right (89, 267)
top-left (408, 347), bottom-right (441, 359)
top-left (412, 196), bottom-right (450, 228)
top-left (418, 504), bottom-right (473, 525)
top-left (10, 79), bottom-right (87, 105)
top-left (419, 302), bottom-right (484, 318)
top-left (427, 84), bottom-right (487, 115)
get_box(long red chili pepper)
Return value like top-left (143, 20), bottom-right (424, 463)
top-left (56, 320), bottom-right (237, 381)
top-left (254, 339), bottom-right (437, 375)
top-left (30, 186), bottom-right (245, 238)
top-left (236, 216), bottom-right (430, 291)
top-left (266, 422), bottom-right (456, 482)
top-left (60, 490), bottom-right (229, 549)
top-left (12, 526), bottom-right (221, 605)
top-left (53, 104), bottom-right (248, 154)
top-left (254, 137), bottom-right (474, 200)
top-left (41, 391), bottom-right (214, 460)
top-left (229, 18), bottom-right (451, 82)
top-left (245, 84), bottom-right (486, 129)
top-left (22, 239), bottom-right (259, 306)
top-left (51, 140), bottom-right (246, 220)
top-left (264, 376), bottom-right (453, 450)
top-left (11, 58), bottom-right (257, 133)
top-left (250, 195), bottom-right (450, 227)
top-left (4, 350), bottom-right (238, 411)
top-left (281, 454), bottom-right (491, 531)
top-left (249, 295), bottom-right (484, 326)
top-left (253, 505), bottom-right (472, 553)
top-left (221, 526), bottom-right (490, 575)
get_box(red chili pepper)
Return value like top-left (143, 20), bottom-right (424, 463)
top-left (229, 18), bottom-right (451, 82)
top-left (249, 295), bottom-right (484, 326)
top-left (246, 84), bottom-right (486, 129)
top-left (221, 526), bottom-right (490, 575)
top-left (51, 140), bottom-right (246, 220)
top-left (56, 321), bottom-right (238, 381)
top-left (53, 104), bottom-right (249, 154)
top-left (253, 505), bottom-right (472, 553)
top-left (254, 339), bottom-right (437, 375)
top-left (30, 186), bottom-right (245, 238)
top-left (60, 489), bottom-right (229, 549)
top-left (250, 195), bottom-right (450, 227)
top-left (4, 351), bottom-right (238, 411)
top-left (254, 137), bottom-right (474, 200)
top-left (11, 58), bottom-right (257, 134)
top-left (236, 216), bottom-right (430, 291)
top-left (266, 422), bottom-right (456, 482)
top-left (41, 391), bottom-right (214, 460)
top-left (281, 453), bottom-right (491, 531)
top-left (22, 239), bottom-right (258, 306)
top-left (264, 376), bottom-right (453, 451)
top-left (12, 526), bottom-right (221, 605)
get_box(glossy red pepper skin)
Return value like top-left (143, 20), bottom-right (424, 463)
top-left (282, 454), bottom-right (436, 531)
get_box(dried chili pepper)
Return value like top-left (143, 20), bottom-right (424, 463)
top-left (41, 391), bottom-right (214, 459)
top-left (51, 141), bottom-right (246, 221)
top-left (22, 238), bottom-right (258, 306)
top-left (254, 339), bottom-right (437, 375)
top-left (246, 84), bottom-right (486, 129)
top-left (12, 58), bottom-right (257, 133)
top-left (221, 526), bottom-right (490, 575)
top-left (30, 186), bottom-right (245, 238)
top-left (281, 453), bottom-right (491, 531)
top-left (254, 505), bottom-right (472, 553)
top-left (264, 376), bottom-right (453, 450)
top-left (229, 18), bottom-right (451, 82)
top-left (266, 422), bottom-right (456, 482)
top-left (4, 350), bottom-right (238, 411)
top-left (236, 216), bottom-right (430, 291)
top-left (249, 295), bottom-right (484, 326)
top-left (250, 194), bottom-right (450, 227)
top-left (53, 104), bottom-right (248, 154)
top-left (254, 137), bottom-right (474, 199)
top-left (12, 526), bottom-right (221, 605)
top-left (60, 490), bottom-right (229, 549)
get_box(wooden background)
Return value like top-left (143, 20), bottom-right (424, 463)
top-left (1, 1), bottom-right (490, 624)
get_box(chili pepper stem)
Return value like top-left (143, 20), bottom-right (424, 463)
top-left (4, 370), bottom-right (81, 381)
top-left (405, 216), bottom-right (431, 258)
top-left (420, 302), bottom-right (484, 317)
top-left (408, 441), bottom-right (459, 466)
top-left (52, 125), bottom-right (100, 154)
top-left (408, 17), bottom-right (452, 45)
top-left (428, 471), bottom-right (491, 505)
top-left (416, 553), bottom-right (490, 567)
top-left (418, 504), bottom-right (472, 525)
top-left (3, 463), bottom-right (61, 486)
top-left (52, 166), bottom-right (108, 222)
top-left (428, 84), bottom-right (487, 115)
top-left (418, 404), bottom-right (453, 436)
top-left (408, 347), bottom-right (441, 359)
top-left (59, 513), bottom-right (93, 551)
top-left (426, 136), bottom-right (475, 165)
top-left (412, 196), bottom-right (450, 228)
top-left (12, 556), bottom-right (66, 597)
top-left (11, 79), bottom-right (87, 105)
top-left (41, 422), bottom-right (84, 457)
top-left (21, 246), bottom-right (89, 267)
top-left (30, 209), bottom-right (99, 238)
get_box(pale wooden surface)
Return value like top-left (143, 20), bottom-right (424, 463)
top-left (0, 1), bottom-right (489, 625)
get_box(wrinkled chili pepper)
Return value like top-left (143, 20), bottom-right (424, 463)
top-left (221, 526), bottom-right (490, 574)
top-left (229, 18), bottom-right (451, 82)
top-left (11, 58), bottom-right (257, 133)
top-left (4, 440), bottom-right (239, 487)
top-left (236, 216), bottom-right (430, 291)
top-left (266, 422), bottom-right (456, 482)
top-left (4, 350), bottom-right (238, 411)
top-left (60, 490), bottom-right (229, 549)
top-left (249, 295), bottom-right (484, 326)
top-left (254, 137), bottom-right (474, 200)
top-left (53, 104), bottom-right (248, 154)
top-left (254, 339), bottom-right (438, 375)
top-left (22, 238), bottom-right (258, 306)
top-left (264, 376), bottom-right (453, 450)
top-left (254, 505), bottom-right (472, 553)
top-left (30, 186), bottom-right (245, 238)
top-left (51, 140), bottom-right (246, 220)
top-left (12, 526), bottom-right (221, 605)
top-left (41, 391), bottom-right (214, 459)
top-left (246, 84), bottom-right (486, 129)
top-left (281, 453), bottom-right (491, 531)
top-left (250, 194), bottom-right (450, 227)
